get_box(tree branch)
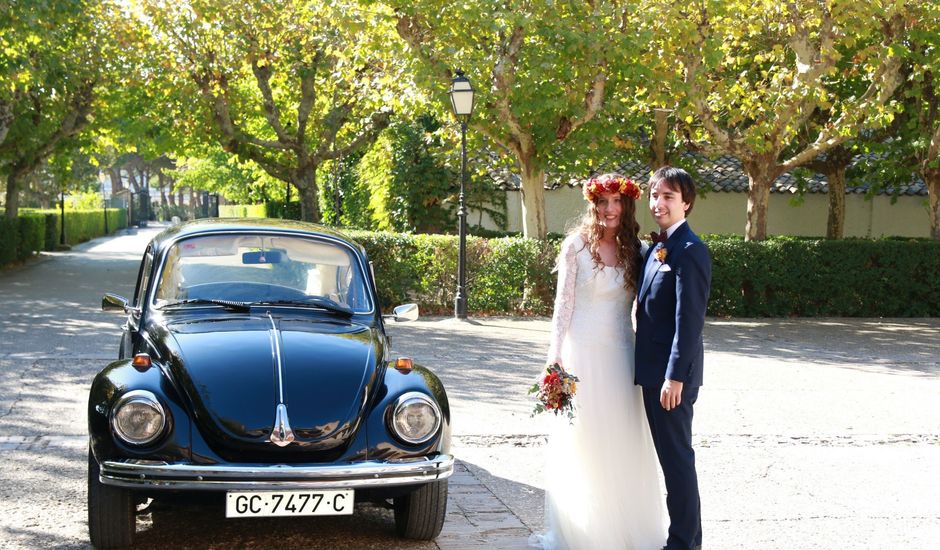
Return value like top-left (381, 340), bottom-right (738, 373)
top-left (0, 92), bottom-right (19, 147)
top-left (927, 120), bottom-right (940, 170)
top-left (781, 18), bottom-right (906, 171)
top-left (193, 67), bottom-right (294, 152)
top-left (492, 24), bottom-right (527, 153)
top-left (769, 4), bottom-right (838, 143)
top-left (296, 57), bottom-right (320, 149)
top-left (313, 102), bottom-right (354, 161)
top-left (684, 13), bottom-right (741, 158)
top-left (12, 81), bottom-right (96, 180)
top-left (556, 65), bottom-right (607, 141)
top-left (251, 57), bottom-right (294, 145)
top-left (320, 110), bottom-right (391, 162)
top-left (394, 12), bottom-right (522, 162)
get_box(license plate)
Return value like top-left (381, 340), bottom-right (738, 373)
top-left (225, 489), bottom-right (354, 518)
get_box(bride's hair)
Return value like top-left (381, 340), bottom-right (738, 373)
top-left (568, 172), bottom-right (641, 293)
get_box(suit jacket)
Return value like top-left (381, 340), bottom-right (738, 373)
top-left (634, 222), bottom-right (711, 388)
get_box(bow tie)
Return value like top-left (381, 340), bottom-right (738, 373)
top-left (649, 230), bottom-right (668, 245)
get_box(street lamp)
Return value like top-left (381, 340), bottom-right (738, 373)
top-left (449, 70), bottom-right (475, 320)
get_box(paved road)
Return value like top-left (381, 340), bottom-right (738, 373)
top-left (1, 224), bottom-right (938, 549)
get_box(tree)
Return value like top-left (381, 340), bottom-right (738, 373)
top-left (390, 0), bottom-right (644, 238)
top-left (853, 5), bottom-right (940, 240)
top-left (140, 0), bottom-right (405, 222)
top-left (170, 148), bottom-right (282, 205)
top-left (904, 4), bottom-right (940, 239)
top-left (0, 0), bottom-right (125, 219)
top-left (662, 0), bottom-right (910, 240)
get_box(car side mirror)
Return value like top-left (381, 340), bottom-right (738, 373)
top-left (102, 293), bottom-right (137, 314)
top-left (386, 303), bottom-right (419, 322)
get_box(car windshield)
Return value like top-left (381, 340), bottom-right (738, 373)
top-left (152, 234), bottom-right (371, 313)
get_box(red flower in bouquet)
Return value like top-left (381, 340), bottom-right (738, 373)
top-left (529, 363), bottom-right (580, 420)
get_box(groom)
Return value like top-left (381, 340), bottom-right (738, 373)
top-left (635, 166), bottom-right (711, 550)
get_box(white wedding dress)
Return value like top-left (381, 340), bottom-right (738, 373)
top-left (531, 234), bottom-right (666, 550)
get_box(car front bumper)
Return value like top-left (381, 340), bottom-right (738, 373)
top-left (98, 454), bottom-right (454, 490)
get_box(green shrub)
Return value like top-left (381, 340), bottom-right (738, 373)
top-left (158, 204), bottom-right (191, 222)
top-left (0, 217), bottom-right (16, 266)
top-left (346, 230), bottom-right (560, 315)
top-left (343, 231), bottom-right (939, 317)
top-left (0, 213), bottom-right (46, 267)
top-left (265, 201), bottom-right (302, 220)
top-left (703, 235), bottom-right (940, 317)
top-left (17, 215), bottom-right (44, 258)
top-left (219, 204), bottom-right (268, 218)
top-left (42, 214), bottom-right (58, 250)
top-left (22, 208), bottom-right (128, 249)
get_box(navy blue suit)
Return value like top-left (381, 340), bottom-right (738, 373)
top-left (635, 221), bottom-right (711, 550)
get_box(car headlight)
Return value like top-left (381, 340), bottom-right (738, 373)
top-left (111, 390), bottom-right (166, 446)
top-left (389, 392), bottom-right (441, 445)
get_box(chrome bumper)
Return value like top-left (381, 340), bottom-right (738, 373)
top-left (99, 454), bottom-right (454, 491)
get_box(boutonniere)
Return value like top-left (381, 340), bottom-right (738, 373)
top-left (654, 245), bottom-right (667, 263)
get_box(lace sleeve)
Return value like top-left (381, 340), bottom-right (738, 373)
top-left (547, 236), bottom-right (580, 365)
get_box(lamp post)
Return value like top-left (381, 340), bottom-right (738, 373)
top-left (59, 189), bottom-right (66, 246)
top-left (449, 70), bottom-right (475, 320)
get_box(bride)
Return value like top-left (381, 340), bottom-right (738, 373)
top-left (531, 173), bottom-right (666, 549)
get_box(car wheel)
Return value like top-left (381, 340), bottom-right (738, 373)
top-left (393, 479), bottom-right (448, 540)
top-left (87, 448), bottom-right (135, 548)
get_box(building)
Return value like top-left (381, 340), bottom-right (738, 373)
top-left (480, 155), bottom-right (930, 238)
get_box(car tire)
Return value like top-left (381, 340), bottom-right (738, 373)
top-left (87, 448), bottom-right (135, 549)
top-left (393, 479), bottom-right (448, 540)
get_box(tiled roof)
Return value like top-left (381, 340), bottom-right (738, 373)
top-left (498, 154), bottom-right (927, 196)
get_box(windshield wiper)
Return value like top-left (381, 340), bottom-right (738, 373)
top-left (251, 296), bottom-right (355, 317)
top-left (160, 298), bottom-right (251, 312)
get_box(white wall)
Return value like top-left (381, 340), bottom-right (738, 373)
top-left (473, 187), bottom-right (932, 238)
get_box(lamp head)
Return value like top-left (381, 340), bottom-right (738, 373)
top-left (449, 70), bottom-right (475, 118)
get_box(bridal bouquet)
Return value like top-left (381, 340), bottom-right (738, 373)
top-left (529, 363), bottom-right (579, 420)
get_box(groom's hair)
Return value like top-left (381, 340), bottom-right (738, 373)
top-left (649, 166), bottom-right (696, 216)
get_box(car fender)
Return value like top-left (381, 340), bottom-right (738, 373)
top-left (363, 363), bottom-right (451, 461)
top-left (88, 358), bottom-right (192, 463)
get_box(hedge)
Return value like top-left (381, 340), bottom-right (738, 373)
top-left (344, 231), bottom-right (940, 317)
top-left (219, 204), bottom-right (268, 218)
top-left (0, 209), bottom-right (128, 269)
top-left (346, 230), bottom-right (560, 315)
top-left (705, 235), bottom-right (940, 317)
top-left (7, 207), bottom-right (935, 316)
top-left (0, 214), bottom-right (45, 266)
top-left (30, 209), bottom-right (129, 247)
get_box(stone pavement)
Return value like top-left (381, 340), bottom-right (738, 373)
top-left (1, 224), bottom-right (938, 549)
top-left (387, 315), bottom-right (940, 549)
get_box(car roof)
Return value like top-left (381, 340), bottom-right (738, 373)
top-left (148, 218), bottom-right (366, 257)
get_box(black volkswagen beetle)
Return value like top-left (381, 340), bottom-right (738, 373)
top-left (88, 219), bottom-right (452, 548)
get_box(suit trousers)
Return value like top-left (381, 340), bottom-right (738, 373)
top-left (642, 385), bottom-right (702, 550)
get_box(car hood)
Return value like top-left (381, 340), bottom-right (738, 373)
top-left (162, 315), bottom-right (381, 461)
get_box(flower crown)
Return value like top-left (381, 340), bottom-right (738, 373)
top-left (582, 175), bottom-right (641, 201)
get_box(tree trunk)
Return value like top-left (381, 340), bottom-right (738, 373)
top-left (825, 166), bottom-right (847, 240)
top-left (296, 166), bottom-right (320, 223)
top-left (107, 168), bottom-right (124, 193)
top-left (127, 169), bottom-right (140, 193)
top-left (742, 157), bottom-right (783, 241)
top-left (651, 108), bottom-right (670, 169)
top-left (4, 173), bottom-right (20, 220)
top-left (519, 161), bottom-right (547, 239)
top-left (927, 168), bottom-right (940, 240)
top-left (189, 188), bottom-right (197, 218)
